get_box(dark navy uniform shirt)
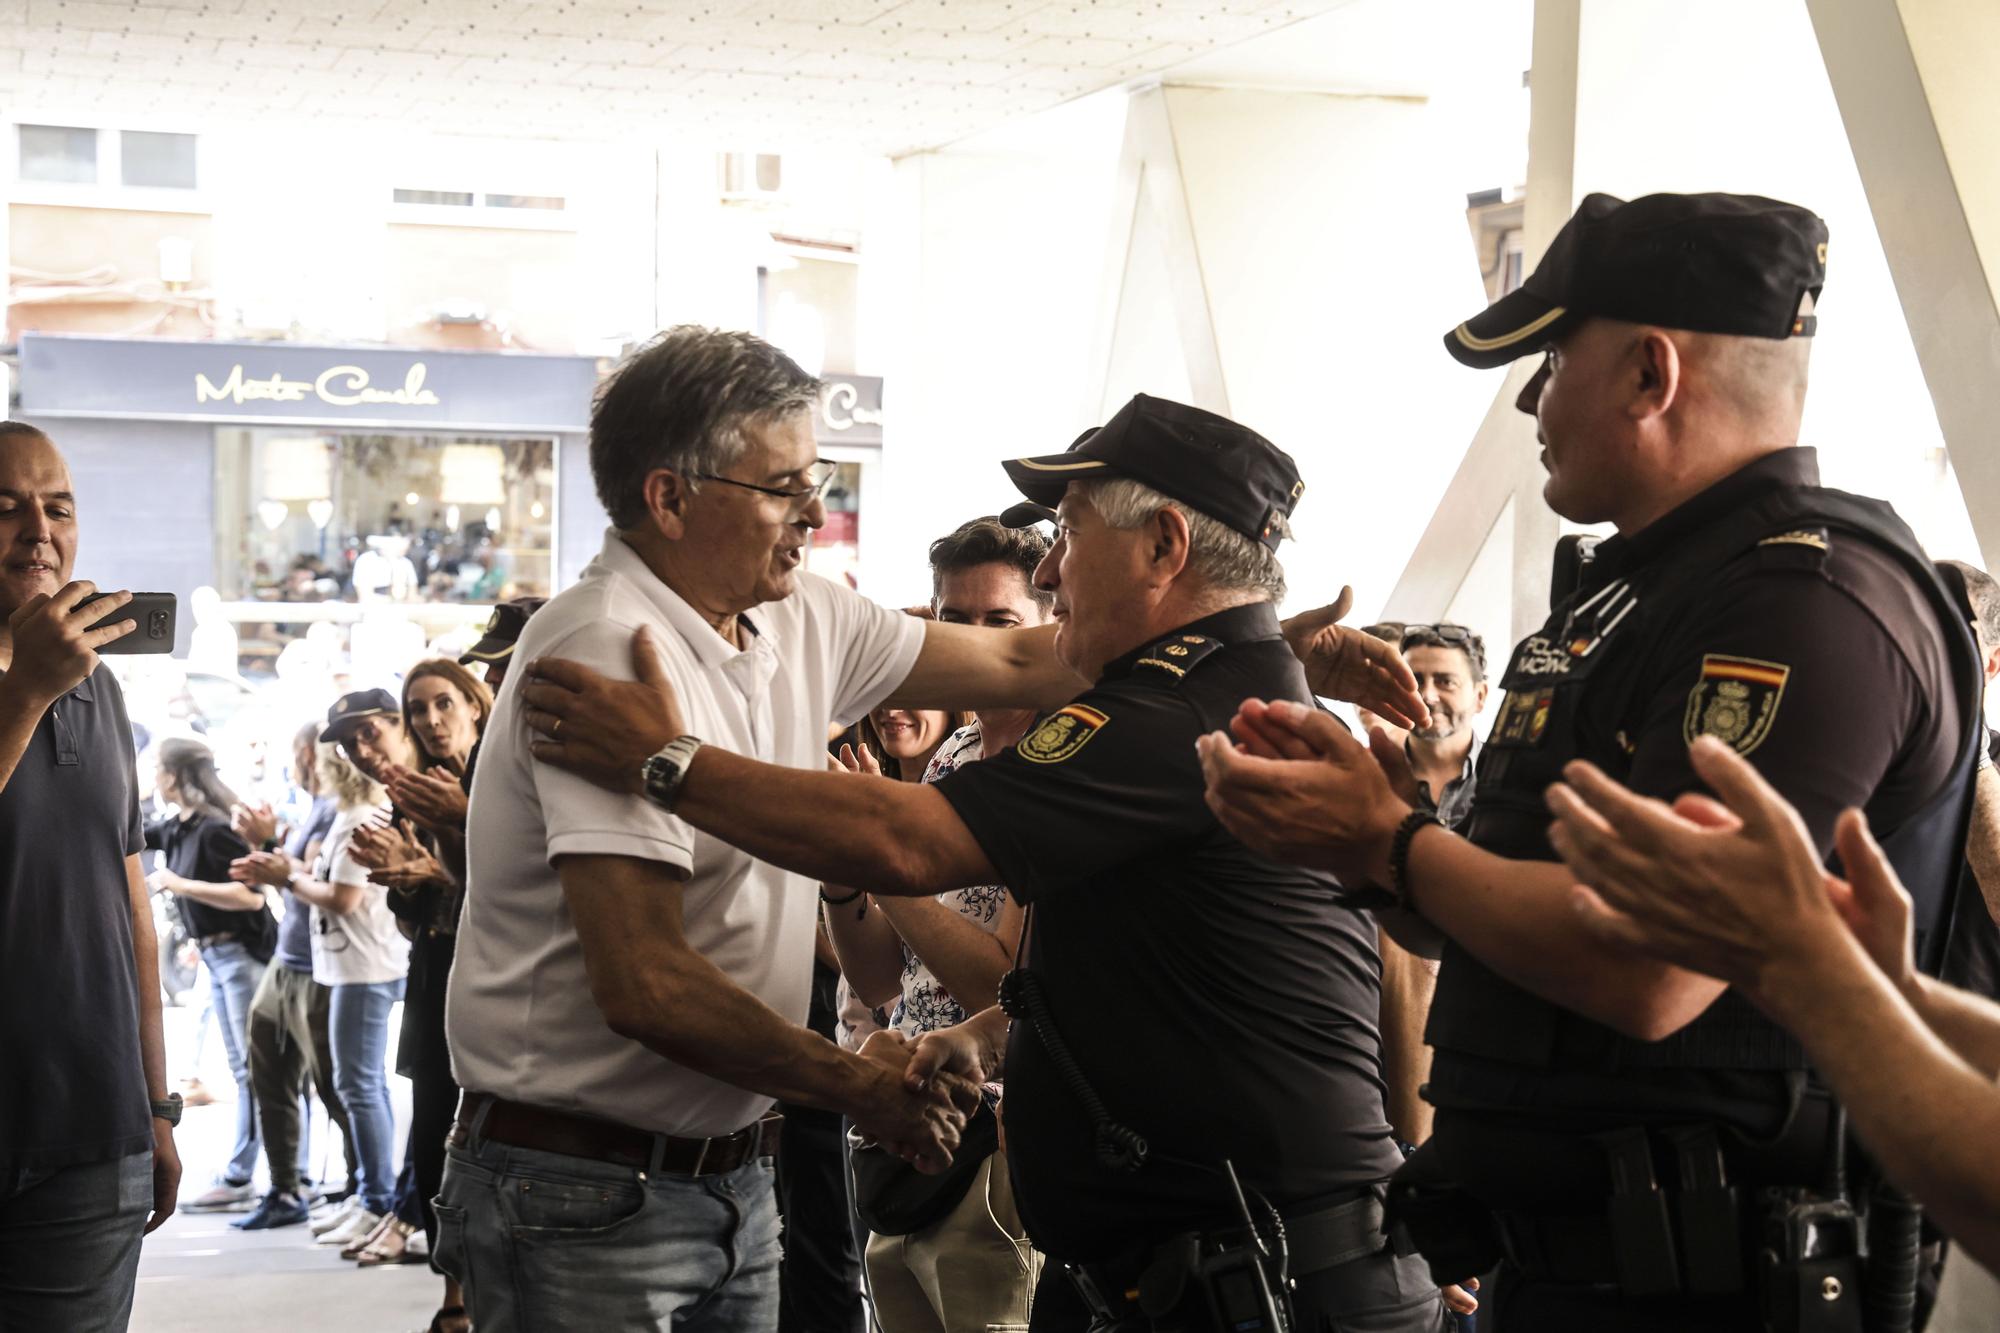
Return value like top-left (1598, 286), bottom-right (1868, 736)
top-left (1426, 449), bottom-right (1967, 1197)
top-left (935, 600), bottom-right (1403, 1263)
top-left (0, 663), bottom-right (152, 1173)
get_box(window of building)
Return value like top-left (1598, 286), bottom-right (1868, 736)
top-left (120, 130), bottom-right (198, 189)
top-left (17, 124), bottom-right (99, 184)
top-left (16, 124), bottom-right (200, 193)
top-left (393, 188), bottom-right (475, 207)
top-left (483, 192), bottom-right (565, 211)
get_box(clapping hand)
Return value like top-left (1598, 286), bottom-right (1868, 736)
top-left (1196, 698), bottom-right (1412, 882)
top-left (230, 849), bottom-right (294, 889)
top-left (380, 765), bottom-right (469, 835)
top-left (232, 801), bottom-right (281, 849)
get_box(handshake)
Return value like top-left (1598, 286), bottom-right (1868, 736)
top-left (845, 1024), bottom-right (995, 1174)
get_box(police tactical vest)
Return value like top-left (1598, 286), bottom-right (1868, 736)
top-left (1427, 483), bottom-right (1985, 1074)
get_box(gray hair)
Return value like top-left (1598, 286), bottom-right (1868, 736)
top-left (1075, 478), bottom-right (1287, 601)
top-left (589, 326), bottom-right (821, 529)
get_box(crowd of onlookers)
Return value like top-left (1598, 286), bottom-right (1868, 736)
top-left (132, 601), bottom-right (539, 1333)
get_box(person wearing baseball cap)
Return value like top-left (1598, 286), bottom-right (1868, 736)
top-left (1200, 191), bottom-right (1985, 1330)
top-left (457, 597), bottom-right (546, 691)
top-left (519, 391), bottom-right (1460, 1330)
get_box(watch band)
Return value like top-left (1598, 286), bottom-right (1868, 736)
top-left (643, 735), bottom-right (704, 812)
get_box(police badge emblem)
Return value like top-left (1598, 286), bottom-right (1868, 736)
top-left (1682, 655), bottom-right (1790, 754)
top-left (1017, 704), bottom-right (1110, 764)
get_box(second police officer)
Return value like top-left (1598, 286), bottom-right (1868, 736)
top-left (1199, 191), bottom-right (1986, 1331)
top-left (518, 393), bottom-right (1460, 1331)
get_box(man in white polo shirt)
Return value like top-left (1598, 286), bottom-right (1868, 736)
top-left (437, 327), bottom-right (1086, 1333)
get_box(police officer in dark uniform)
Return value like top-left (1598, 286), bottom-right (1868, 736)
top-left (1199, 193), bottom-right (1986, 1332)
top-left (519, 393), bottom-right (1455, 1332)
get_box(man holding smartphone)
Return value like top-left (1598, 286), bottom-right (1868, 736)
top-left (0, 421), bottom-right (181, 1331)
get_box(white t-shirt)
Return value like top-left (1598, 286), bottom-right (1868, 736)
top-left (447, 530), bottom-right (925, 1137)
top-left (311, 802), bottom-right (412, 987)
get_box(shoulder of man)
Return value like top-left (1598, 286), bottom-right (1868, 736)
top-left (1715, 520), bottom-right (1949, 675)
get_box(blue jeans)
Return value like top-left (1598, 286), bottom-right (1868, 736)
top-left (435, 1130), bottom-right (780, 1332)
top-left (0, 1152), bottom-right (151, 1331)
top-left (200, 939), bottom-right (268, 1185)
top-left (329, 978), bottom-right (403, 1214)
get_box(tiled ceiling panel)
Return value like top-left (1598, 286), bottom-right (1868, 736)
top-left (1, 0), bottom-right (1348, 154)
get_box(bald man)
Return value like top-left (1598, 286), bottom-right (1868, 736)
top-left (0, 422), bottom-right (180, 1331)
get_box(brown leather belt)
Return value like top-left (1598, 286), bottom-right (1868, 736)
top-left (451, 1091), bottom-right (782, 1177)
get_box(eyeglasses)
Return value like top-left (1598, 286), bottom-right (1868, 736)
top-left (693, 460), bottom-right (840, 504)
top-left (1380, 622), bottom-right (1487, 672)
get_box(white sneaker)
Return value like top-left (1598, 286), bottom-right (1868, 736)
top-left (309, 1195), bottom-right (361, 1237)
top-left (319, 1207), bottom-right (383, 1247)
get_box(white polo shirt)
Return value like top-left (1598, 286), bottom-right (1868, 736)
top-left (446, 530), bottom-right (924, 1137)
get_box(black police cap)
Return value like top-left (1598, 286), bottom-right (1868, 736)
top-left (459, 596), bottom-right (548, 666)
top-left (1445, 191), bottom-right (1829, 369)
top-left (319, 688), bottom-right (400, 744)
top-left (1000, 395), bottom-right (1304, 551)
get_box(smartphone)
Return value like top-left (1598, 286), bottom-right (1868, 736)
top-left (80, 591), bottom-right (178, 655)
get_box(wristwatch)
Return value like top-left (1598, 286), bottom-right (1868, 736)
top-left (151, 1092), bottom-right (183, 1126)
top-left (641, 735), bottom-right (704, 811)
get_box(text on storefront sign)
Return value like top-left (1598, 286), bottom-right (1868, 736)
top-left (195, 363), bottom-right (443, 409)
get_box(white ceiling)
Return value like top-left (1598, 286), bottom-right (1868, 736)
top-left (2, 0), bottom-right (1355, 156)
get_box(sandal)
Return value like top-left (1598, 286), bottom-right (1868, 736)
top-left (339, 1213), bottom-right (394, 1260)
top-left (355, 1216), bottom-right (419, 1266)
top-left (418, 1306), bottom-right (468, 1333)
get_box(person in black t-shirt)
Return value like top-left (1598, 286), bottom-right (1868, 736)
top-left (0, 421), bottom-right (180, 1331)
top-left (517, 395), bottom-right (1460, 1333)
top-left (147, 737), bottom-right (272, 1212)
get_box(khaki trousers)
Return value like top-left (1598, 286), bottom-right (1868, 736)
top-left (865, 1150), bottom-right (1040, 1333)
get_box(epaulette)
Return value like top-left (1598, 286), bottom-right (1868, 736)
top-left (1133, 633), bottom-right (1224, 681)
top-left (1757, 526), bottom-right (1830, 552)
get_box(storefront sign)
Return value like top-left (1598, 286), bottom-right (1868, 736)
top-left (817, 374), bottom-right (883, 446)
top-left (20, 334), bottom-right (599, 432)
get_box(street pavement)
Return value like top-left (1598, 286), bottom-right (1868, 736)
top-left (130, 989), bottom-right (442, 1333)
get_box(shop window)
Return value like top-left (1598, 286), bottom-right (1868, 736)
top-left (120, 130), bottom-right (198, 189)
top-left (214, 431), bottom-right (558, 676)
top-left (17, 124), bottom-right (98, 184)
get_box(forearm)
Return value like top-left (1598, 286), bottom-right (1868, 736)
top-left (675, 749), bottom-right (988, 895)
top-left (1408, 830), bottom-right (1724, 1040)
top-left (1907, 972), bottom-right (2000, 1079)
top-left (616, 948), bottom-right (886, 1116)
top-left (127, 860), bottom-right (169, 1102)
top-left (885, 622), bottom-right (1083, 712)
top-left (171, 878), bottom-right (266, 912)
top-left (286, 874), bottom-right (362, 916)
top-left (877, 896), bottom-right (1016, 1015)
top-left (1756, 938), bottom-right (2000, 1269)
top-left (1377, 928), bottom-right (1437, 1144)
top-left (824, 895), bottom-right (908, 1009)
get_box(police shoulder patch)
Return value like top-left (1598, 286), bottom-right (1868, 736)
top-left (1017, 704), bottom-right (1110, 764)
top-left (1134, 633), bottom-right (1223, 681)
top-left (1683, 654), bottom-right (1791, 754)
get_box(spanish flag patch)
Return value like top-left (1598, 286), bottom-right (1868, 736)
top-left (1017, 704), bottom-right (1109, 765)
top-left (1682, 655), bottom-right (1790, 755)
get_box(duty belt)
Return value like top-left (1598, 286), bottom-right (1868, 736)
top-left (1068, 1187), bottom-right (1393, 1320)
